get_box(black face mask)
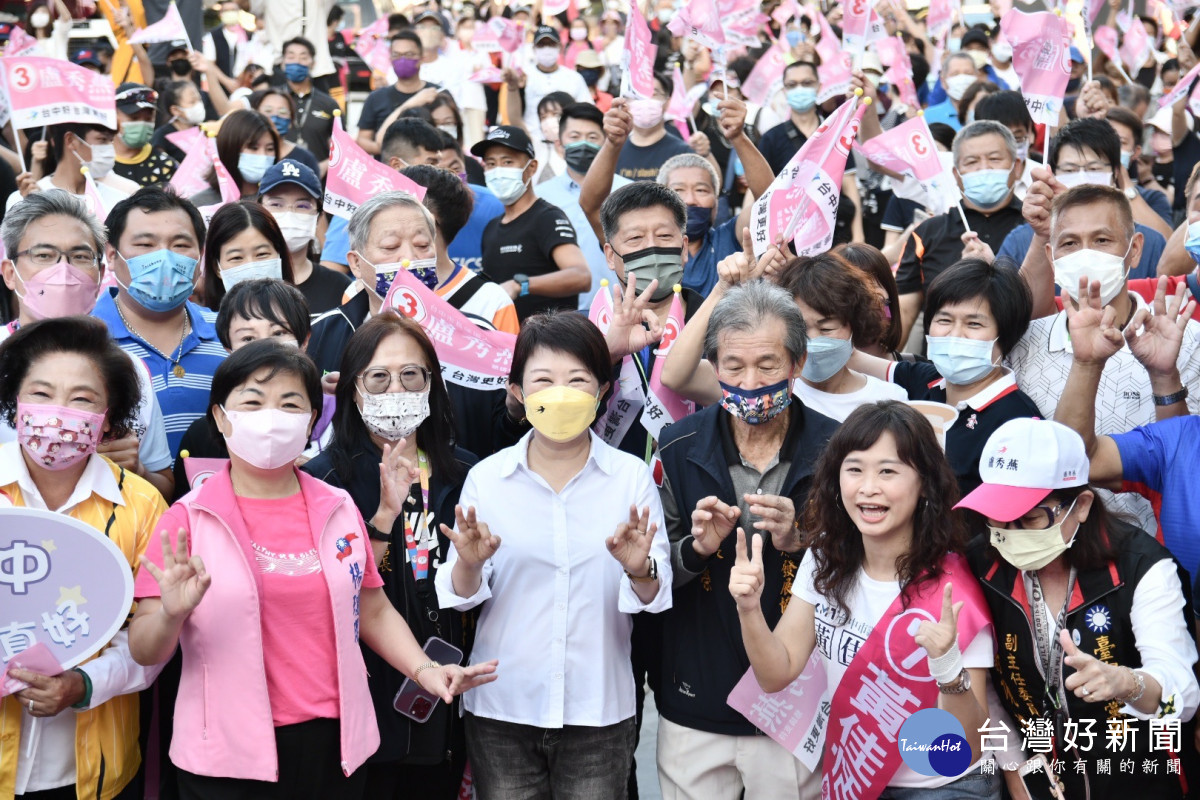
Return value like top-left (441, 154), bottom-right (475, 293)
top-left (579, 68), bottom-right (602, 87)
top-left (169, 59), bottom-right (192, 77)
top-left (564, 141), bottom-right (599, 174)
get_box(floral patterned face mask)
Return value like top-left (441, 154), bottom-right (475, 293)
top-left (717, 376), bottom-right (793, 425)
top-left (16, 401), bottom-right (106, 471)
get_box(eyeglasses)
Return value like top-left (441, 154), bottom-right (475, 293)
top-left (263, 197), bottom-right (319, 215)
top-left (358, 365), bottom-right (431, 394)
top-left (14, 246), bottom-right (100, 270)
top-left (1005, 501), bottom-right (1067, 531)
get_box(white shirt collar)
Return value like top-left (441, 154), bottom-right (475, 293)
top-left (1048, 291), bottom-right (1149, 353)
top-left (929, 367), bottom-right (1020, 412)
top-left (499, 429), bottom-right (619, 479)
top-left (0, 444), bottom-right (123, 512)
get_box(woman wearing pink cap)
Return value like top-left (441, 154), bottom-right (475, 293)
top-left (958, 417), bottom-right (1198, 800)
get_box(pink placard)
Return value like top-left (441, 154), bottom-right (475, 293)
top-left (0, 56), bottom-right (116, 130)
top-left (623, 2), bottom-right (655, 99)
top-left (324, 121), bottom-right (426, 220)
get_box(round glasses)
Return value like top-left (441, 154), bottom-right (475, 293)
top-left (1003, 501), bottom-right (1068, 531)
top-left (358, 365), bottom-right (431, 394)
top-left (14, 246), bottom-right (100, 270)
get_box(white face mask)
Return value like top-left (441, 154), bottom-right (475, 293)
top-left (438, 123), bottom-right (459, 140)
top-left (30, 10), bottom-right (50, 28)
top-left (85, 143), bottom-right (116, 180)
top-left (359, 390), bottom-right (431, 440)
top-left (991, 42), bottom-right (1013, 62)
top-left (273, 211), bottom-right (319, 253)
top-left (945, 73), bottom-right (976, 102)
top-left (534, 46), bottom-right (560, 69)
top-left (180, 103), bottom-right (206, 126)
top-left (220, 257), bottom-right (283, 291)
top-left (1052, 241), bottom-right (1132, 307)
top-left (1055, 170), bottom-right (1113, 189)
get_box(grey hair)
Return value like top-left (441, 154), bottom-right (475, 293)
top-left (943, 50), bottom-right (978, 74)
top-left (952, 119), bottom-right (1018, 167)
top-left (657, 153), bottom-right (722, 194)
top-left (1117, 83), bottom-right (1150, 110)
top-left (0, 190), bottom-right (107, 260)
top-left (703, 281), bottom-right (808, 364)
top-left (347, 190), bottom-right (437, 254)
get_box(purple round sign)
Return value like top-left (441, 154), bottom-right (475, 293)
top-left (0, 507), bottom-right (134, 671)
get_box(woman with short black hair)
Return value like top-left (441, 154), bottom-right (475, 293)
top-left (201, 201), bottom-right (294, 310)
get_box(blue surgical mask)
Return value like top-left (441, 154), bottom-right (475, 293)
top-left (1119, 150), bottom-right (1132, 169)
top-left (787, 86), bottom-right (818, 113)
top-left (1185, 220), bottom-right (1200, 265)
top-left (785, 29), bottom-right (802, 47)
top-left (238, 152), bottom-right (274, 184)
top-left (485, 165), bottom-right (528, 205)
top-left (801, 336), bottom-right (853, 383)
top-left (1015, 142), bottom-right (1030, 161)
top-left (960, 168), bottom-right (1012, 209)
top-left (270, 115), bottom-right (290, 136)
top-left (283, 62), bottom-right (310, 83)
top-left (685, 205), bottom-right (712, 239)
top-left (718, 376), bottom-right (793, 424)
top-left (118, 249), bottom-right (198, 312)
top-left (926, 335), bottom-right (998, 385)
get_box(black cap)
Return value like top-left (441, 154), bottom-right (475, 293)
top-left (533, 25), bottom-right (559, 45)
top-left (961, 28), bottom-right (989, 49)
top-left (116, 82), bottom-right (158, 113)
top-left (413, 9), bottom-right (450, 33)
top-left (71, 49), bottom-right (102, 67)
top-left (167, 39), bottom-right (190, 54)
top-left (470, 125), bottom-right (536, 159)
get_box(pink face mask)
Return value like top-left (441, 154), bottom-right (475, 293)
top-left (16, 262), bottom-right (101, 320)
top-left (629, 98), bottom-right (665, 128)
top-left (16, 401), bottom-right (106, 471)
top-left (220, 406), bottom-right (311, 470)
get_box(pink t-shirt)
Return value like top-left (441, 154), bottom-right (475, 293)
top-left (136, 492), bottom-right (383, 727)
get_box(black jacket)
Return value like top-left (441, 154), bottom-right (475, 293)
top-left (655, 401), bottom-right (838, 735)
top-left (967, 520), bottom-right (1196, 800)
top-left (303, 440), bottom-right (477, 766)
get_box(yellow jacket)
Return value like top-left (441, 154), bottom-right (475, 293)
top-left (0, 455), bottom-right (165, 800)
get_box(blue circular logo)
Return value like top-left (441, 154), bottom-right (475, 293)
top-left (897, 708), bottom-right (972, 777)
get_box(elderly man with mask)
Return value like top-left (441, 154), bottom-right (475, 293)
top-left (1008, 182), bottom-right (1200, 534)
top-left (895, 120), bottom-right (1026, 345)
top-left (654, 279), bottom-right (834, 799)
top-left (923, 51), bottom-right (983, 131)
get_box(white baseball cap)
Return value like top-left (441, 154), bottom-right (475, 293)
top-left (954, 418), bottom-right (1089, 522)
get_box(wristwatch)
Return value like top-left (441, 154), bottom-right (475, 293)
top-left (513, 273), bottom-right (530, 297)
top-left (1153, 387), bottom-right (1189, 406)
top-left (1123, 185), bottom-right (1138, 201)
top-left (626, 557), bottom-right (659, 583)
top-left (937, 668), bottom-right (972, 695)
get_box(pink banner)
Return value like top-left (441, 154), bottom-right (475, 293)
top-left (818, 53), bottom-right (854, 104)
top-left (0, 57), bottom-right (116, 130)
top-left (880, 37), bottom-right (920, 108)
top-left (1159, 60), bottom-right (1200, 108)
top-left (1001, 9), bottom-right (1073, 125)
top-left (384, 270), bottom-right (515, 389)
top-left (212, 147), bottom-right (240, 203)
top-left (642, 289), bottom-right (695, 440)
top-left (544, 0), bottom-right (570, 15)
top-left (666, 0), bottom-right (725, 49)
top-left (875, 36), bottom-right (906, 69)
top-left (622, 3), bottom-right (655, 99)
top-left (842, 0), bottom-right (884, 52)
top-left (470, 21), bottom-right (502, 53)
top-left (353, 18), bottom-right (392, 75)
top-left (772, 0), bottom-right (803, 28)
top-left (487, 17), bottom-right (526, 54)
top-left (1119, 17), bottom-right (1151, 73)
top-left (128, 2), bottom-right (188, 45)
top-left (668, 65), bottom-right (693, 121)
top-left (927, 0), bottom-right (957, 37)
top-left (727, 657), bottom-right (829, 772)
top-left (587, 280), bottom-right (613, 333)
top-left (167, 127), bottom-right (211, 197)
top-left (324, 120), bottom-right (426, 220)
top-left (1094, 24), bottom-right (1120, 63)
top-left (468, 66), bottom-right (506, 83)
top-left (858, 115), bottom-right (945, 181)
top-left (2, 26), bottom-right (39, 57)
top-left (742, 39), bottom-right (787, 105)
top-left (811, 6), bottom-right (842, 66)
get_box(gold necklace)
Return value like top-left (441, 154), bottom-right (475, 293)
top-left (115, 297), bottom-right (190, 378)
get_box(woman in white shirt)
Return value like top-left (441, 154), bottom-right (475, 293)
top-left (435, 311), bottom-right (672, 798)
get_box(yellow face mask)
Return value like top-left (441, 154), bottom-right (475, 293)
top-left (523, 386), bottom-right (600, 442)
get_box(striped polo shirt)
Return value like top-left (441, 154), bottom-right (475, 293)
top-left (93, 290), bottom-right (227, 461)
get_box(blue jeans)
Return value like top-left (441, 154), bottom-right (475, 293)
top-left (465, 713), bottom-right (637, 800)
top-left (878, 767), bottom-right (1000, 800)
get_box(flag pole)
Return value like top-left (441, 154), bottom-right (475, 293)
top-left (956, 202), bottom-right (972, 233)
top-left (9, 118), bottom-right (25, 171)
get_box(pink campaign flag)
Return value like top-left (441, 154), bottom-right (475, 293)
top-left (642, 289), bottom-right (695, 440)
top-left (1094, 25), bottom-right (1121, 63)
top-left (881, 37), bottom-right (920, 108)
top-left (167, 127), bottom-right (211, 197)
top-left (487, 17), bottom-right (526, 54)
top-left (128, 1), bottom-right (189, 45)
top-left (772, 0), bottom-right (803, 28)
top-left (588, 282), bottom-right (648, 447)
top-left (727, 659), bottom-right (829, 773)
top-left (668, 65), bottom-right (693, 122)
top-left (749, 96), bottom-right (864, 258)
top-left (353, 18), bottom-right (392, 74)
top-left (0, 57), bottom-right (116, 130)
top-left (384, 270), bottom-right (515, 389)
top-left (818, 54), bottom-right (854, 104)
top-left (842, 0), bottom-right (887, 54)
top-left (622, 2), bottom-right (655, 99)
top-left (1159, 60), bottom-right (1200, 108)
top-left (587, 280), bottom-right (614, 333)
top-left (325, 120), bottom-right (426, 220)
top-left (544, 0), bottom-right (571, 16)
top-left (183, 457), bottom-right (229, 490)
top-left (810, 5), bottom-right (841, 66)
top-left (1001, 9), bottom-right (1073, 126)
top-left (927, 0), bottom-right (958, 38)
top-left (1119, 17), bottom-right (1151, 74)
top-left (857, 115), bottom-right (945, 182)
top-left (875, 36), bottom-right (906, 69)
top-left (741, 39), bottom-right (787, 105)
top-left (468, 66), bottom-right (506, 83)
top-left (470, 21), bottom-right (502, 53)
top-left (666, 0), bottom-right (725, 50)
top-left (81, 168), bottom-right (109, 218)
top-left (3, 25), bottom-right (39, 57)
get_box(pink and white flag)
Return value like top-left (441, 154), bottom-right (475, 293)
top-left (0, 57), bottom-right (116, 130)
top-left (1094, 25), bottom-right (1121, 63)
top-left (810, 6), bottom-right (841, 66)
top-left (544, 0), bottom-right (571, 16)
top-left (856, 114), bottom-right (960, 214)
top-left (587, 281), bottom-right (646, 447)
top-left (772, 0), bottom-right (803, 28)
top-left (881, 37), bottom-right (920, 109)
top-left (3, 26), bottom-right (39, 57)
top-left (742, 39), bottom-right (788, 105)
top-left (842, 0), bottom-right (887, 54)
top-left (324, 120), bottom-right (426, 220)
top-left (470, 21), bottom-right (502, 53)
top-left (642, 289), bottom-right (695, 440)
top-left (750, 96), bottom-right (863, 258)
top-left (487, 17), bottom-right (526, 54)
top-left (666, 0), bottom-right (725, 50)
top-left (183, 457), bottom-right (229, 490)
top-left (468, 65), bottom-right (506, 83)
top-left (353, 17), bottom-right (392, 74)
top-left (1159, 60), bottom-right (1200, 108)
top-left (621, 2), bottom-right (655, 99)
top-left (727, 659), bottom-right (829, 773)
top-left (817, 54), bottom-right (853, 104)
top-left (875, 36), bottom-right (906, 69)
top-left (1001, 9), bottom-right (1073, 126)
top-left (927, 0), bottom-right (958, 38)
top-left (1119, 17), bottom-right (1151, 74)
top-left (212, 146), bottom-right (240, 204)
top-left (81, 168), bottom-right (110, 219)
top-left (167, 128), bottom-right (212, 197)
top-left (384, 270), bottom-right (515, 389)
top-left (587, 279), bottom-right (614, 333)
top-left (128, 2), bottom-right (189, 45)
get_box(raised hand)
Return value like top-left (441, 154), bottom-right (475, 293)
top-left (717, 95), bottom-right (748, 142)
top-left (1061, 629), bottom-right (1134, 703)
top-left (139, 528), bottom-right (210, 621)
top-left (604, 98), bottom-right (633, 146)
top-left (716, 227), bottom-right (786, 289)
top-left (960, 231), bottom-right (995, 264)
top-left (440, 505), bottom-right (500, 568)
top-left (688, 131), bottom-right (712, 158)
top-left (691, 495), bottom-right (740, 556)
top-left (745, 492), bottom-right (800, 553)
top-left (914, 583), bottom-right (963, 661)
top-left (606, 504), bottom-right (657, 576)
top-left (1065, 278), bottom-right (1124, 365)
top-left (728, 528), bottom-right (765, 613)
top-left (415, 659), bottom-right (500, 703)
top-left (605, 272), bottom-right (664, 361)
top-left (1076, 80), bottom-right (1111, 119)
top-left (1023, 166), bottom-right (1065, 239)
top-left (1126, 276), bottom-right (1196, 377)
top-left (377, 439), bottom-right (420, 528)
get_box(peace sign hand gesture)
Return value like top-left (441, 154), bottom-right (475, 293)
top-left (716, 227), bottom-right (787, 289)
top-left (913, 583), bottom-right (963, 661)
top-left (729, 528), bottom-right (765, 614)
top-left (140, 528), bottom-right (210, 621)
top-left (440, 505), bottom-right (501, 568)
top-left (606, 504), bottom-right (657, 576)
top-left (1126, 275), bottom-right (1196, 378)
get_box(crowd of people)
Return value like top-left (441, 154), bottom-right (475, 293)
top-left (6, 0), bottom-right (1200, 799)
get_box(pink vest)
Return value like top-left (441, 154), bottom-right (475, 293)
top-left (168, 466), bottom-right (379, 781)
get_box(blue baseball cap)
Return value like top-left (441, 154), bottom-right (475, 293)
top-left (1069, 46), bottom-right (1084, 64)
top-left (71, 49), bottom-right (102, 67)
top-left (258, 159), bottom-right (321, 200)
